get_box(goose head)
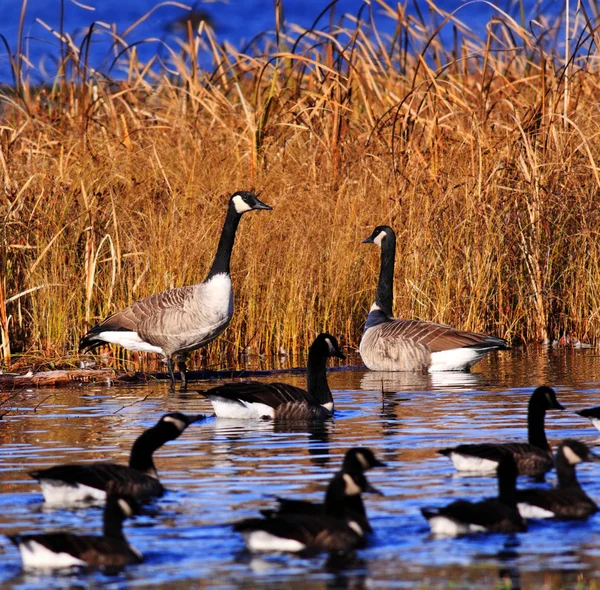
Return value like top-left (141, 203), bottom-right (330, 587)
top-left (559, 439), bottom-right (600, 465)
top-left (530, 386), bottom-right (565, 411)
top-left (157, 412), bottom-right (205, 442)
top-left (311, 333), bottom-right (346, 360)
top-left (343, 447), bottom-right (386, 472)
top-left (362, 225), bottom-right (395, 247)
top-left (230, 191), bottom-right (272, 214)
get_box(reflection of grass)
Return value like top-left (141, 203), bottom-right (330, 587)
top-left (2, 0), bottom-right (600, 369)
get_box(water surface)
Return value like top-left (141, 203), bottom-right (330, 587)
top-left (2, 347), bottom-right (600, 588)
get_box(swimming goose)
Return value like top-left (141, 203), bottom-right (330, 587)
top-left (79, 191), bottom-right (272, 391)
top-left (199, 333), bottom-right (345, 419)
top-left (30, 413), bottom-right (204, 505)
top-left (262, 448), bottom-right (386, 532)
top-left (359, 225), bottom-right (509, 372)
top-left (576, 405), bottom-right (600, 431)
top-left (9, 490), bottom-right (142, 569)
top-left (234, 470), bottom-right (381, 553)
top-left (438, 386), bottom-right (564, 477)
top-left (421, 455), bottom-right (526, 537)
top-left (516, 439), bottom-right (599, 520)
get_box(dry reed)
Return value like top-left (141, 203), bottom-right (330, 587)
top-left (2, 0), bottom-right (600, 370)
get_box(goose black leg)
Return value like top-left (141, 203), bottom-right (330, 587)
top-left (177, 356), bottom-right (188, 391)
top-left (167, 358), bottom-right (177, 393)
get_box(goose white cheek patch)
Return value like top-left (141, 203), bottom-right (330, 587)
top-left (232, 195), bottom-right (252, 213)
top-left (373, 231), bottom-right (387, 246)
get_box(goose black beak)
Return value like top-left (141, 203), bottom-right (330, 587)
top-left (362, 236), bottom-right (374, 244)
top-left (555, 402), bottom-right (566, 410)
top-left (364, 482), bottom-right (384, 496)
top-left (371, 458), bottom-right (387, 468)
top-left (336, 351), bottom-right (346, 360)
top-left (253, 198), bottom-right (272, 211)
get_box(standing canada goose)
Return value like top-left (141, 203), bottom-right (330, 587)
top-left (79, 191), bottom-right (272, 391)
top-left (359, 225), bottom-right (509, 372)
top-left (421, 455), bottom-right (526, 537)
top-left (8, 490), bottom-right (142, 569)
top-left (516, 439), bottom-right (600, 520)
top-left (234, 469), bottom-right (381, 553)
top-left (576, 405), bottom-right (600, 431)
top-left (30, 413), bottom-right (204, 505)
top-left (199, 333), bottom-right (345, 419)
top-left (261, 448), bottom-right (386, 533)
top-left (438, 386), bottom-right (565, 477)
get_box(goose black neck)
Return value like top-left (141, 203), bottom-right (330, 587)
top-left (375, 233), bottom-right (396, 317)
top-left (103, 497), bottom-right (126, 539)
top-left (497, 467), bottom-right (518, 505)
top-left (128, 426), bottom-right (166, 475)
top-left (306, 345), bottom-right (333, 406)
top-left (324, 472), bottom-right (354, 518)
top-left (555, 450), bottom-right (580, 489)
top-left (206, 204), bottom-right (242, 279)
top-left (527, 399), bottom-right (550, 450)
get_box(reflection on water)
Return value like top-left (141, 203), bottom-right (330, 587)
top-left (2, 347), bottom-right (600, 587)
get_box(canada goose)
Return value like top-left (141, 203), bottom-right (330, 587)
top-left (79, 191), bottom-right (272, 391)
top-left (261, 448), bottom-right (386, 533)
top-left (359, 225), bottom-right (509, 372)
top-left (234, 470), bottom-right (381, 553)
top-left (576, 405), bottom-right (600, 431)
top-left (30, 413), bottom-right (204, 505)
top-left (199, 333), bottom-right (345, 419)
top-left (438, 386), bottom-right (565, 477)
top-left (8, 490), bottom-right (142, 569)
top-left (421, 455), bottom-right (526, 537)
top-left (516, 439), bottom-right (599, 520)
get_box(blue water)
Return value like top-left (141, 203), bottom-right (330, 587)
top-left (2, 348), bottom-right (600, 587)
top-left (0, 0), bottom-right (564, 84)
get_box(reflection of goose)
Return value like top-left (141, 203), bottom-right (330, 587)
top-left (438, 386), bottom-right (565, 477)
top-left (516, 439), bottom-right (599, 520)
top-left (359, 369), bottom-right (482, 393)
top-left (360, 225), bottom-right (509, 372)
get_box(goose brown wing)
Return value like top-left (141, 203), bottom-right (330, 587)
top-left (204, 381), bottom-right (314, 408)
top-left (30, 463), bottom-right (162, 496)
top-left (83, 287), bottom-right (195, 336)
top-left (377, 319), bottom-right (507, 353)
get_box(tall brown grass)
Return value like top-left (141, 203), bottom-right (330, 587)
top-left (2, 0), bottom-right (600, 370)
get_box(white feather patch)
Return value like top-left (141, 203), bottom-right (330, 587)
top-left (426, 515), bottom-right (486, 537)
top-left (162, 416), bottom-right (187, 431)
top-left (343, 473), bottom-right (362, 496)
top-left (40, 480), bottom-right (106, 506)
top-left (95, 331), bottom-right (164, 354)
top-left (517, 503), bottom-right (555, 519)
top-left (369, 302), bottom-right (381, 312)
top-left (18, 540), bottom-right (87, 569)
top-left (321, 401), bottom-right (334, 412)
top-left (232, 194), bottom-right (252, 214)
top-left (429, 347), bottom-right (486, 372)
top-left (243, 531), bottom-right (306, 553)
top-left (591, 418), bottom-right (600, 432)
top-left (208, 396), bottom-right (274, 419)
top-left (373, 231), bottom-right (386, 246)
top-left (562, 445), bottom-right (583, 465)
top-left (448, 453), bottom-right (499, 473)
